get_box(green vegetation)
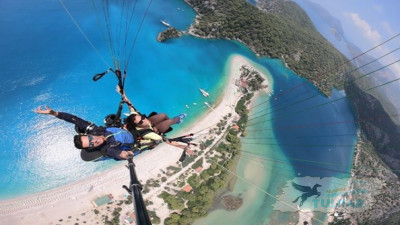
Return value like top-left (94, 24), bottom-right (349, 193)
top-left (148, 210), bottom-right (161, 224)
top-left (191, 158), bottom-right (204, 169)
top-left (182, 153), bottom-right (196, 167)
top-left (186, 0), bottom-right (354, 95)
top-left (235, 92), bottom-right (253, 133)
top-left (159, 191), bottom-right (186, 210)
top-left (199, 138), bottom-right (214, 150)
top-left (143, 179), bottom-right (161, 194)
top-left (166, 166), bottom-right (181, 175)
top-left (240, 67), bottom-right (266, 91)
top-left (159, 67), bottom-right (266, 224)
top-left (329, 216), bottom-right (351, 225)
top-left (187, 174), bottom-right (202, 188)
top-left (161, 93), bottom-right (251, 224)
top-left (163, 164), bottom-right (233, 225)
top-left (104, 207), bottom-right (122, 225)
top-left (161, 132), bottom-right (241, 224)
top-left (157, 27), bottom-right (182, 42)
top-left (235, 95), bottom-right (247, 116)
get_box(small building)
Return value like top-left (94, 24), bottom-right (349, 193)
top-left (182, 184), bottom-right (192, 193)
top-left (240, 78), bottom-right (248, 88)
top-left (232, 124), bottom-right (240, 131)
top-left (124, 213), bottom-right (136, 224)
top-left (92, 194), bottom-right (114, 207)
top-left (195, 166), bottom-right (203, 173)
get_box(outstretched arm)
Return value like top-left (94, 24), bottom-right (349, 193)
top-left (34, 105), bottom-right (95, 133)
top-left (34, 106), bottom-right (58, 116)
top-left (165, 140), bottom-right (190, 151)
top-left (116, 86), bottom-right (139, 114)
top-left (107, 145), bottom-right (135, 160)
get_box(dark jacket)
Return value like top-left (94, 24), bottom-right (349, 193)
top-left (57, 112), bottom-right (135, 160)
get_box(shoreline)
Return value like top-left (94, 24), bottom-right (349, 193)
top-left (0, 54), bottom-right (269, 225)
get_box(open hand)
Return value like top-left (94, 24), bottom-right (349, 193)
top-left (34, 106), bottom-right (53, 115)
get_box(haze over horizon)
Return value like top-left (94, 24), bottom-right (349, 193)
top-left (301, 0), bottom-right (400, 75)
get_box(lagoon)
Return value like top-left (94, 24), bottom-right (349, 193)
top-left (0, 0), bottom-right (357, 224)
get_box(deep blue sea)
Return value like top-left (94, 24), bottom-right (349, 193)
top-left (0, 2), bottom-right (357, 220)
top-left (254, 61), bottom-right (357, 177)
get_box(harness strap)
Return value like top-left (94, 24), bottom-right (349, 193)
top-left (105, 130), bottom-right (129, 139)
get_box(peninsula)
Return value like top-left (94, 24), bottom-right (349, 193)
top-left (185, 0), bottom-right (354, 96)
top-left (183, 0), bottom-right (400, 224)
top-left (157, 27), bottom-right (182, 42)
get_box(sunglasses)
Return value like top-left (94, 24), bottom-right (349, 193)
top-left (136, 115), bottom-right (146, 125)
top-left (88, 135), bottom-right (94, 148)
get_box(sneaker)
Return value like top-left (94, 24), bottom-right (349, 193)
top-left (174, 113), bottom-right (187, 124)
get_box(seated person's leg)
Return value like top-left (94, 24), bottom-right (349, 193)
top-left (154, 118), bottom-right (179, 133)
top-left (148, 113), bottom-right (169, 125)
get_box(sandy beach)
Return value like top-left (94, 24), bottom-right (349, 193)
top-left (0, 54), bottom-right (270, 225)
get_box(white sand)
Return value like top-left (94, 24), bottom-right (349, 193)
top-left (0, 54), bottom-right (270, 225)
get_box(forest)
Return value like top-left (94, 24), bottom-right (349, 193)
top-left (186, 0), bottom-right (355, 95)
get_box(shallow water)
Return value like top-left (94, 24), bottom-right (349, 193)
top-left (1, 4), bottom-right (357, 225)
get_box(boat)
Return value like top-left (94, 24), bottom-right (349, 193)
top-left (160, 20), bottom-right (170, 27)
top-left (199, 88), bottom-right (209, 97)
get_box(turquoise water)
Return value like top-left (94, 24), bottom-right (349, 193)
top-left (194, 58), bottom-right (295, 225)
top-left (0, 0), bottom-right (231, 199)
top-left (195, 57), bottom-right (357, 225)
top-left (0, 0), bottom-right (261, 199)
top-left (0, 2), bottom-right (358, 224)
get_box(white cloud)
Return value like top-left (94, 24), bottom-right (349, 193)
top-left (344, 12), bottom-right (381, 44)
top-left (343, 12), bottom-right (400, 78)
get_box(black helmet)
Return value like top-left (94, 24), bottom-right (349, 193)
top-left (104, 114), bottom-right (121, 127)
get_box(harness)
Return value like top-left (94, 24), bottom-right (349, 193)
top-left (106, 128), bottom-right (134, 143)
top-left (90, 128), bottom-right (136, 158)
top-left (129, 128), bottom-right (160, 150)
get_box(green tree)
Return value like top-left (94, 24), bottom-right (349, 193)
top-left (164, 213), bottom-right (180, 225)
top-left (226, 133), bottom-right (240, 144)
top-left (191, 158), bottom-right (204, 169)
top-left (188, 174), bottom-right (201, 188)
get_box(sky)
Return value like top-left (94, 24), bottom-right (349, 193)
top-left (306, 0), bottom-right (400, 75)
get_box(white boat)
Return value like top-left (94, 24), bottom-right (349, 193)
top-left (199, 88), bottom-right (209, 97)
top-left (160, 20), bottom-right (170, 27)
top-left (204, 102), bottom-right (211, 108)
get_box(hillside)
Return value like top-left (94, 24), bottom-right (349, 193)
top-left (345, 82), bottom-right (400, 224)
top-left (183, 0), bottom-right (400, 223)
top-left (185, 0), bottom-right (354, 96)
top-left (345, 81), bottom-right (400, 173)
